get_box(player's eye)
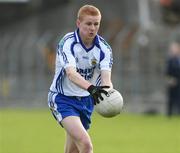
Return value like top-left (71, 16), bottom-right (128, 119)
top-left (94, 22), bottom-right (99, 26)
top-left (86, 22), bottom-right (92, 26)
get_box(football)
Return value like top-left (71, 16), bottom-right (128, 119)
top-left (95, 89), bottom-right (124, 117)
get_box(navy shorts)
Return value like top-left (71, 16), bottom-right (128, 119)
top-left (48, 91), bottom-right (94, 130)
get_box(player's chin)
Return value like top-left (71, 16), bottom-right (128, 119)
top-left (88, 35), bottom-right (95, 39)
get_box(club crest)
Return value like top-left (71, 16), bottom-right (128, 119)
top-left (91, 58), bottom-right (97, 65)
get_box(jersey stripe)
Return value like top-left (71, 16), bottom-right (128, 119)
top-left (62, 52), bottom-right (68, 64)
top-left (100, 50), bottom-right (105, 62)
top-left (70, 41), bottom-right (77, 57)
top-left (96, 74), bottom-right (101, 86)
top-left (55, 68), bottom-right (65, 93)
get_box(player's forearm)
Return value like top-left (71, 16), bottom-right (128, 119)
top-left (66, 67), bottom-right (91, 90)
top-left (101, 70), bottom-right (113, 89)
top-left (70, 72), bottom-right (91, 90)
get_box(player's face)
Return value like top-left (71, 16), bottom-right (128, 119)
top-left (77, 15), bottom-right (101, 43)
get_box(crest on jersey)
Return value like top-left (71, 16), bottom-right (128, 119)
top-left (91, 58), bottom-right (97, 66)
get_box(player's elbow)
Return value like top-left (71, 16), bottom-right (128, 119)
top-left (66, 69), bottom-right (72, 79)
top-left (66, 67), bottom-right (76, 80)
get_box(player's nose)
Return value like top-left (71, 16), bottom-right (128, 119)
top-left (90, 24), bottom-right (95, 30)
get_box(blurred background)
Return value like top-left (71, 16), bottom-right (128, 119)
top-left (0, 0), bottom-right (180, 114)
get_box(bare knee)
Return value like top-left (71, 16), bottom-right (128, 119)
top-left (79, 136), bottom-right (93, 153)
top-left (83, 140), bottom-right (93, 153)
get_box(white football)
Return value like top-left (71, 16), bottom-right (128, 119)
top-left (95, 89), bottom-right (123, 117)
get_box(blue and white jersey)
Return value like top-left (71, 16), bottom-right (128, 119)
top-left (49, 29), bottom-right (113, 96)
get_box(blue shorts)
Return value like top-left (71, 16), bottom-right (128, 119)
top-left (48, 91), bottom-right (94, 130)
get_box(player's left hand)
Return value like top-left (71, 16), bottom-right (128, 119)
top-left (87, 85), bottom-right (110, 105)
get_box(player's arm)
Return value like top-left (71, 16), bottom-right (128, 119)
top-left (65, 66), bottom-right (109, 104)
top-left (65, 66), bottom-right (91, 90)
top-left (100, 70), bottom-right (113, 89)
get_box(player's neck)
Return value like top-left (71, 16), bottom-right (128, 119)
top-left (83, 39), bottom-right (93, 48)
top-left (80, 35), bottom-right (93, 48)
top-left (79, 33), bottom-right (93, 48)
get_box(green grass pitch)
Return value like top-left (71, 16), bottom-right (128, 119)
top-left (0, 109), bottom-right (180, 153)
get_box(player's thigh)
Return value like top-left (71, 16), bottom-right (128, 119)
top-left (61, 116), bottom-right (91, 142)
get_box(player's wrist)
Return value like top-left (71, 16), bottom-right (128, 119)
top-left (87, 85), bottom-right (96, 94)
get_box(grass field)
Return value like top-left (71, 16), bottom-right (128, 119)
top-left (0, 109), bottom-right (180, 153)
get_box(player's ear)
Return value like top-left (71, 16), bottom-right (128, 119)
top-left (76, 19), bottom-right (80, 27)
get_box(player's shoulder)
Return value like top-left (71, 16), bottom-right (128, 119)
top-left (63, 32), bottom-right (74, 40)
top-left (58, 32), bottom-right (75, 47)
top-left (97, 35), bottom-right (112, 52)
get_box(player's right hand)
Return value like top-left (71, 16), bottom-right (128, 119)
top-left (87, 85), bottom-right (110, 105)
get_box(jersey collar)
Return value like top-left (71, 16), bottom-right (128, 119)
top-left (74, 29), bottom-right (100, 52)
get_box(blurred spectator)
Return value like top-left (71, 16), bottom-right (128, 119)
top-left (166, 40), bottom-right (180, 116)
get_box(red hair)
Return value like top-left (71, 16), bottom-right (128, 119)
top-left (77, 5), bottom-right (101, 21)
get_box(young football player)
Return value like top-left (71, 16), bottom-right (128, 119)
top-left (48, 4), bottom-right (113, 153)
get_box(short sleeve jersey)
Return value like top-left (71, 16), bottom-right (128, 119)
top-left (49, 29), bottom-right (113, 96)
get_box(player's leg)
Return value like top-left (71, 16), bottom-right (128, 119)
top-left (62, 116), bottom-right (93, 153)
top-left (64, 133), bottom-right (79, 153)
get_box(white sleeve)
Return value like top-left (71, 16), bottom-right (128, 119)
top-left (57, 40), bottom-right (76, 69)
top-left (100, 48), bottom-right (113, 71)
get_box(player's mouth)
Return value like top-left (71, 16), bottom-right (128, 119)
top-left (89, 32), bottom-right (94, 37)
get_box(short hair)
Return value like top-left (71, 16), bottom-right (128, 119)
top-left (77, 5), bottom-right (101, 21)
